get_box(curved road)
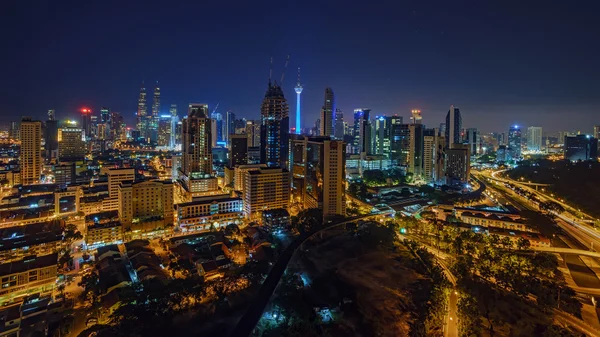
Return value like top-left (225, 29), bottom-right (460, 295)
top-left (229, 212), bottom-right (392, 337)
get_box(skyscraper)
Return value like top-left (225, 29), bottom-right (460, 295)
top-left (20, 118), bottom-right (42, 185)
top-left (373, 116), bottom-right (391, 156)
top-left (353, 108), bottom-right (371, 155)
top-left (334, 109), bottom-right (344, 139)
top-left (290, 136), bottom-right (346, 220)
top-left (445, 105), bottom-right (462, 147)
top-left (294, 68), bottom-right (303, 135)
top-left (246, 120), bottom-right (261, 147)
top-left (157, 115), bottom-right (172, 147)
top-left (44, 110), bottom-right (58, 162)
top-left (423, 130), bottom-right (445, 184)
top-left (137, 82), bottom-right (147, 138)
top-left (527, 126), bottom-right (543, 151)
top-left (564, 135), bottom-right (598, 161)
top-left (229, 134), bottom-right (248, 167)
top-left (260, 81), bottom-right (289, 168)
top-left (445, 144), bottom-right (470, 187)
top-left (408, 124), bottom-right (424, 176)
top-left (225, 111), bottom-right (236, 145)
top-left (149, 81), bottom-right (161, 142)
top-left (410, 109), bottom-right (422, 124)
top-left (181, 104), bottom-right (218, 196)
top-left (211, 110), bottom-right (224, 145)
top-left (182, 104), bottom-right (212, 176)
top-left (508, 125), bottom-right (522, 159)
top-left (58, 122), bottom-right (86, 162)
top-left (320, 87), bottom-right (335, 137)
top-left (169, 104), bottom-right (178, 148)
top-left (466, 128), bottom-right (479, 155)
top-left (81, 108), bottom-right (92, 140)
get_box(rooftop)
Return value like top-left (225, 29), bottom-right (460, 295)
top-left (0, 254), bottom-right (57, 275)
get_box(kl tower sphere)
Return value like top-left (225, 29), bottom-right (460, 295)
top-left (294, 67), bottom-right (303, 135)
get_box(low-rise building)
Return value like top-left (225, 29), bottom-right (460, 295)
top-left (0, 221), bottom-right (66, 263)
top-left (176, 194), bottom-right (243, 233)
top-left (458, 211), bottom-right (534, 232)
top-left (0, 254), bottom-right (58, 305)
top-left (86, 221), bottom-right (124, 249)
top-left (261, 208), bottom-right (290, 229)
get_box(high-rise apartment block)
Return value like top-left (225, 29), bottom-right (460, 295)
top-left (290, 136), bottom-right (346, 220)
top-left (242, 167), bottom-right (290, 220)
top-left (334, 109), bottom-right (344, 139)
top-left (19, 118), bottom-right (42, 185)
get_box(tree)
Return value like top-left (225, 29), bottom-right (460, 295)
top-left (500, 237), bottom-right (513, 250)
top-left (64, 224), bottom-right (83, 242)
top-left (59, 250), bottom-right (73, 268)
top-left (516, 237), bottom-right (531, 250)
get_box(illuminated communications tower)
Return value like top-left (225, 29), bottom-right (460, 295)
top-left (294, 67), bottom-right (303, 134)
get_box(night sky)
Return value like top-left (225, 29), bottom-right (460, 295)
top-left (2, 1), bottom-right (600, 133)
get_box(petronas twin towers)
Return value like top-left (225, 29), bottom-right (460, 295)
top-left (136, 81), bottom-right (161, 142)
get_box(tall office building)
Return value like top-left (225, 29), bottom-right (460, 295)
top-left (334, 109), bottom-right (344, 139)
top-left (58, 123), bottom-right (86, 162)
top-left (157, 115), bottom-right (172, 147)
top-left (111, 111), bottom-right (124, 140)
top-left (149, 81), bottom-right (161, 142)
top-left (211, 110), bottom-right (225, 145)
top-left (508, 125), bottom-right (522, 159)
top-left (44, 110), bottom-right (58, 162)
top-left (294, 68), bottom-right (303, 135)
top-left (260, 81), bottom-right (289, 168)
top-left (9, 121), bottom-right (20, 141)
top-left (594, 126), bottom-right (600, 140)
top-left (410, 109), bottom-right (422, 124)
top-left (81, 108), bottom-right (92, 140)
top-left (19, 118), bottom-right (42, 185)
top-left (391, 123), bottom-right (410, 166)
top-left (564, 135), bottom-right (598, 161)
top-left (225, 111), bottom-right (236, 145)
top-left (136, 82), bottom-right (147, 139)
top-left (353, 108), bottom-right (372, 155)
top-left (229, 134), bottom-right (248, 167)
top-left (290, 136), bottom-right (346, 220)
top-left (408, 124), bottom-right (424, 176)
top-left (181, 104), bottom-right (218, 195)
top-left (373, 116), bottom-right (391, 156)
top-left (466, 128), bottom-right (480, 155)
top-left (100, 107), bottom-right (110, 124)
top-left (246, 120), bottom-right (261, 147)
top-left (445, 105), bottom-right (462, 147)
top-left (320, 88), bottom-right (335, 137)
top-left (243, 167), bottom-right (290, 220)
top-left (169, 105), bottom-right (178, 148)
top-left (527, 126), bottom-right (543, 151)
top-left (445, 144), bottom-right (470, 186)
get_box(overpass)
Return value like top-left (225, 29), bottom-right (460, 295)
top-left (229, 211), bottom-right (393, 337)
top-left (531, 246), bottom-right (600, 258)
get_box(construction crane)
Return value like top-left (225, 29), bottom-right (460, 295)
top-left (280, 54), bottom-right (291, 85)
top-left (212, 102), bottom-right (219, 116)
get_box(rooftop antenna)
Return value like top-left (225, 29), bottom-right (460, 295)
top-left (280, 54), bottom-right (291, 85)
top-left (297, 67), bottom-right (301, 85)
top-left (269, 56), bottom-right (273, 84)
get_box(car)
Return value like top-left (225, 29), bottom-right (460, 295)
top-left (86, 317), bottom-right (98, 327)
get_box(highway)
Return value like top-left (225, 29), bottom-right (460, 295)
top-left (229, 211), bottom-right (392, 337)
top-left (479, 169), bottom-right (600, 252)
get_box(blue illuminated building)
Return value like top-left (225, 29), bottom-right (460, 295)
top-left (260, 81), bottom-right (290, 168)
top-left (294, 67), bottom-right (303, 134)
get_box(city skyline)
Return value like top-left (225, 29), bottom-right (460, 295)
top-left (3, 1), bottom-right (600, 133)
